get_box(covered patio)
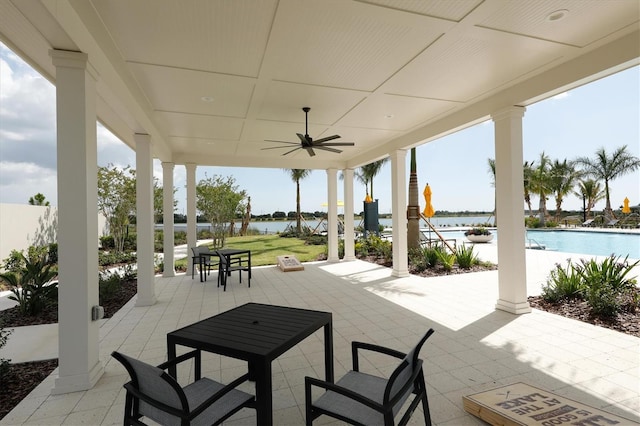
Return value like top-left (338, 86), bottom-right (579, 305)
top-left (2, 250), bottom-right (639, 424)
top-left (1, 0), bottom-right (639, 415)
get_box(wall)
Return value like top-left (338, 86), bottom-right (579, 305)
top-left (0, 204), bottom-right (107, 266)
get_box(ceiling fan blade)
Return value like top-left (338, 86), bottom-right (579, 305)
top-left (296, 133), bottom-right (308, 143)
top-left (306, 147), bottom-right (316, 157)
top-left (282, 146), bottom-right (302, 156)
top-left (264, 139), bottom-right (299, 145)
top-left (312, 134), bottom-right (341, 144)
top-left (261, 145), bottom-right (298, 151)
top-left (315, 146), bottom-right (342, 154)
top-left (315, 142), bottom-right (354, 147)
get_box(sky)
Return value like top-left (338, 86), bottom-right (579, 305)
top-left (1, 41), bottom-right (638, 216)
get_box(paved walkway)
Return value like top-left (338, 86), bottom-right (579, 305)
top-left (1, 239), bottom-right (639, 425)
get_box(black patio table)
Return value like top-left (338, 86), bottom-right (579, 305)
top-left (200, 247), bottom-right (252, 283)
top-left (166, 302), bottom-right (334, 425)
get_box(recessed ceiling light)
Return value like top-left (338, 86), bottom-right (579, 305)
top-left (201, 96), bottom-right (215, 102)
top-left (546, 9), bottom-right (568, 22)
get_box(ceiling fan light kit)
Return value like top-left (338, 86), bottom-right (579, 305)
top-left (262, 107), bottom-right (354, 156)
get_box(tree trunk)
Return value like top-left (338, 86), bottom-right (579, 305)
top-left (407, 148), bottom-right (420, 250)
top-left (296, 180), bottom-right (302, 234)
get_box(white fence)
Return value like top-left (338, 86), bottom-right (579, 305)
top-left (0, 203), bottom-right (107, 267)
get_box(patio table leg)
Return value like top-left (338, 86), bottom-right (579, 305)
top-left (324, 321), bottom-right (334, 383)
top-left (249, 359), bottom-right (273, 425)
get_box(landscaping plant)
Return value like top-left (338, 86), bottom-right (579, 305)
top-left (542, 255), bottom-right (639, 317)
top-left (541, 261), bottom-right (585, 303)
top-left (0, 320), bottom-right (11, 381)
top-left (0, 251), bottom-right (58, 316)
top-left (455, 244), bottom-right (478, 269)
top-left (578, 255), bottom-right (639, 317)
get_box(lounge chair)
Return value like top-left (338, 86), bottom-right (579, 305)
top-left (305, 329), bottom-right (435, 426)
top-left (606, 219), bottom-right (619, 227)
top-left (582, 219), bottom-right (594, 226)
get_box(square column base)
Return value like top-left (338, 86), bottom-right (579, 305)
top-left (495, 299), bottom-right (531, 315)
top-left (52, 360), bottom-right (104, 395)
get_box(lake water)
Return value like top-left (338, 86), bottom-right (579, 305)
top-left (163, 215), bottom-right (494, 235)
top-left (160, 215), bottom-right (639, 259)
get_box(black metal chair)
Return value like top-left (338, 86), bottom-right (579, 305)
top-left (111, 350), bottom-right (254, 426)
top-left (305, 329), bottom-right (435, 426)
top-left (191, 246), bottom-right (217, 282)
top-left (215, 250), bottom-right (250, 291)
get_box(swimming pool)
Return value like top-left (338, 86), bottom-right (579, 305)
top-left (434, 229), bottom-right (640, 259)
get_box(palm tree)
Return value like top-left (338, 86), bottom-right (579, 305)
top-left (283, 169), bottom-right (311, 234)
top-left (548, 159), bottom-right (582, 221)
top-left (575, 146), bottom-right (640, 219)
top-left (408, 148), bottom-right (420, 249)
top-left (357, 158), bottom-right (389, 199)
top-left (574, 179), bottom-right (605, 219)
top-left (523, 161), bottom-right (535, 217)
top-left (529, 152), bottom-right (552, 226)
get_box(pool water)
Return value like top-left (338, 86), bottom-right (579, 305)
top-left (434, 229), bottom-right (640, 259)
top-left (525, 230), bottom-right (639, 259)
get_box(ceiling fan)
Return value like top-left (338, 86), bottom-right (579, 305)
top-left (261, 107), bottom-right (354, 157)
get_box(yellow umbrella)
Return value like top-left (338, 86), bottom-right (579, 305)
top-left (622, 197), bottom-right (631, 214)
top-left (423, 184), bottom-right (435, 218)
top-left (364, 193), bottom-right (372, 203)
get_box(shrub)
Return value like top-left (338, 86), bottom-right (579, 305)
top-left (423, 247), bottom-right (440, 268)
top-left (434, 247), bottom-right (455, 271)
top-left (2, 249), bottom-right (25, 273)
top-left (541, 261), bottom-right (584, 303)
top-left (0, 252), bottom-right (58, 316)
top-left (0, 320), bottom-right (11, 381)
top-left (408, 248), bottom-right (428, 272)
top-left (455, 244), bottom-right (478, 269)
top-left (100, 235), bottom-right (115, 249)
top-left (578, 255), bottom-right (638, 317)
top-left (464, 227), bottom-right (491, 236)
top-left (99, 271), bottom-right (122, 301)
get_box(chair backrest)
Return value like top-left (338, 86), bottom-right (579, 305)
top-left (112, 351), bottom-right (189, 417)
top-left (384, 329), bottom-right (435, 409)
top-left (215, 250), bottom-right (228, 267)
top-left (191, 246), bottom-right (202, 257)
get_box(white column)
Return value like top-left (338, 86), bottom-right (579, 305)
top-left (135, 134), bottom-right (156, 306)
top-left (390, 150), bottom-right (409, 277)
top-left (343, 168), bottom-right (356, 261)
top-left (50, 49), bottom-right (104, 394)
top-left (186, 163), bottom-right (197, 274)
top-left (327, 169), bottom-right (339, 262)
top-left (492, 106), bottom-right (531, 314)
top-left (162, 162), bottom-right (176, 277)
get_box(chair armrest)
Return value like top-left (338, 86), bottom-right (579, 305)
top-left (158, 350), bottom-right (202, 380)
top-left (190, 372), bottom-right (254, 418)
top-left (352, 341), bottom-right (406, 371)
top-left (305, 376), bottom-right (384, 413)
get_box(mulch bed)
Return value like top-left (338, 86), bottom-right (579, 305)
top-left (0, 279), bottom-right (137, 420)
top-left (528, 295), bottom-right (640, 338)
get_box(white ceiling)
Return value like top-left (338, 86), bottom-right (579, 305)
top-left (1, 0), bottom-right (638, 170)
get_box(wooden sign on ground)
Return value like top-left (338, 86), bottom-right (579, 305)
top-left (277, 255), bottom-right (304, 272)
top-left (463, 382), bottom-right (636, 426)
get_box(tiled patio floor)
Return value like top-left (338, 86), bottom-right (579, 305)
top-left (2, 253), bottom-right (639, 425)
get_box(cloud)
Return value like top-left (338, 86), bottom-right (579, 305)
top-left (551, 92), bottom-right (569, 100)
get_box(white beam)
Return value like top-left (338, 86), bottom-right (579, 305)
top-left (135, 134), bottom-right (156, 307)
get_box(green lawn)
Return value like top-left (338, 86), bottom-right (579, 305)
top-left (175, 234), bottom-right (326, 269)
